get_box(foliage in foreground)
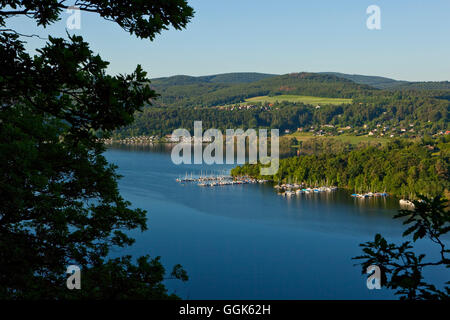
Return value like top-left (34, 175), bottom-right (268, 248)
top-left (354, 196), bottom-right (449, 300)
top-left (0, 0), bottom-right (193, 299)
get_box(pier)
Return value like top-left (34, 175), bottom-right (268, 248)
top-left (275, 184), bottom-right (338, 197)
top-left (176, 173), bottom-right (268, 187)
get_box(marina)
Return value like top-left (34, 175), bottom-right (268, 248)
top-left (274, 184), bottom-right (338, 197)
top-left (350, 192), bottom-right (389, 199)
top-left (177, 176), bottom-right (391, 199)
top-left (176, 173), bottom-right (268, 187)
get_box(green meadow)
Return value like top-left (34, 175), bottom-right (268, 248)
top-left (287, 132), bottom-right (390, 146)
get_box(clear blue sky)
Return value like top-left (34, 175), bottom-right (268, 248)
top-left (7, 0), bottom-right (450, 81)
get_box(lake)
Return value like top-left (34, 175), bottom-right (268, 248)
top-left (105, 144), bottom-right (447, 300)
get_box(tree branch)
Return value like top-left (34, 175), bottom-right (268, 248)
top-left (0, 10), bottom-right (34, 15)
top-left (57, 4), bottom-right (98, 13)
top-left (0, 28), bottom-right (47, 40)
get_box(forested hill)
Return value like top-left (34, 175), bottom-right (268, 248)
top-left (111, 71), bottom-right (448, 137)
top-left (251, 72), bottom-right (375, 96)
top-left (321, 72), bottom-right (408, 89)
top-left (389, 81), bottom-right (450, 90)
top-left (231, 138), bottom-right (450, 198)
top-left (149, 72), bottom-right (376, 107)
top-left (151, 72), bottom-right (276, 86)
top-left (322, 72), bottom-right (450, 90)
top-left (149, 73), bottom-right (450, 106)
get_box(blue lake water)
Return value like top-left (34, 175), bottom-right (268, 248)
top-left (105, 145), bottom-right (448, 300)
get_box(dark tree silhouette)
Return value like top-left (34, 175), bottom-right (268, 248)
top-left (0, 1), bottom-right (193, 299)
top-left (354, 196), bottom-right (450, 300)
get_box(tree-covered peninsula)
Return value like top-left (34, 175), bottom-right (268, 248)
top-left (231, 137), bottom-right (450, 198)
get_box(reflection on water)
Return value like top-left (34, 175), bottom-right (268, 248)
top-left (104, 144), bottom-right (446, 300)
top-left (108, 141), bottom-right (297, 159)
top-left (109, 143), bottom-right (176, 153)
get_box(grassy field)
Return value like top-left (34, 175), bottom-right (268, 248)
top-left (244, 95), bottom-right (353, 105)
top-left (286, 132), bottom-right (390, 145)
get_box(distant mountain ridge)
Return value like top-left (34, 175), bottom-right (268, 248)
top-left (320, 72), bottom-right (408, 89)
top-left (151, 72), bottom-right (276, 86)
top-left (321, 72), bottom-right (450, 90)
top-left (152, 71), bottom-right (450, 90)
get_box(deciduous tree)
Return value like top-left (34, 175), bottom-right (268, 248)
top-left (0, 0), bottom-right (194, 299)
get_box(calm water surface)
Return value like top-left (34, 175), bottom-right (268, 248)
top-left (105, 144), bottom-right (447, 299)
